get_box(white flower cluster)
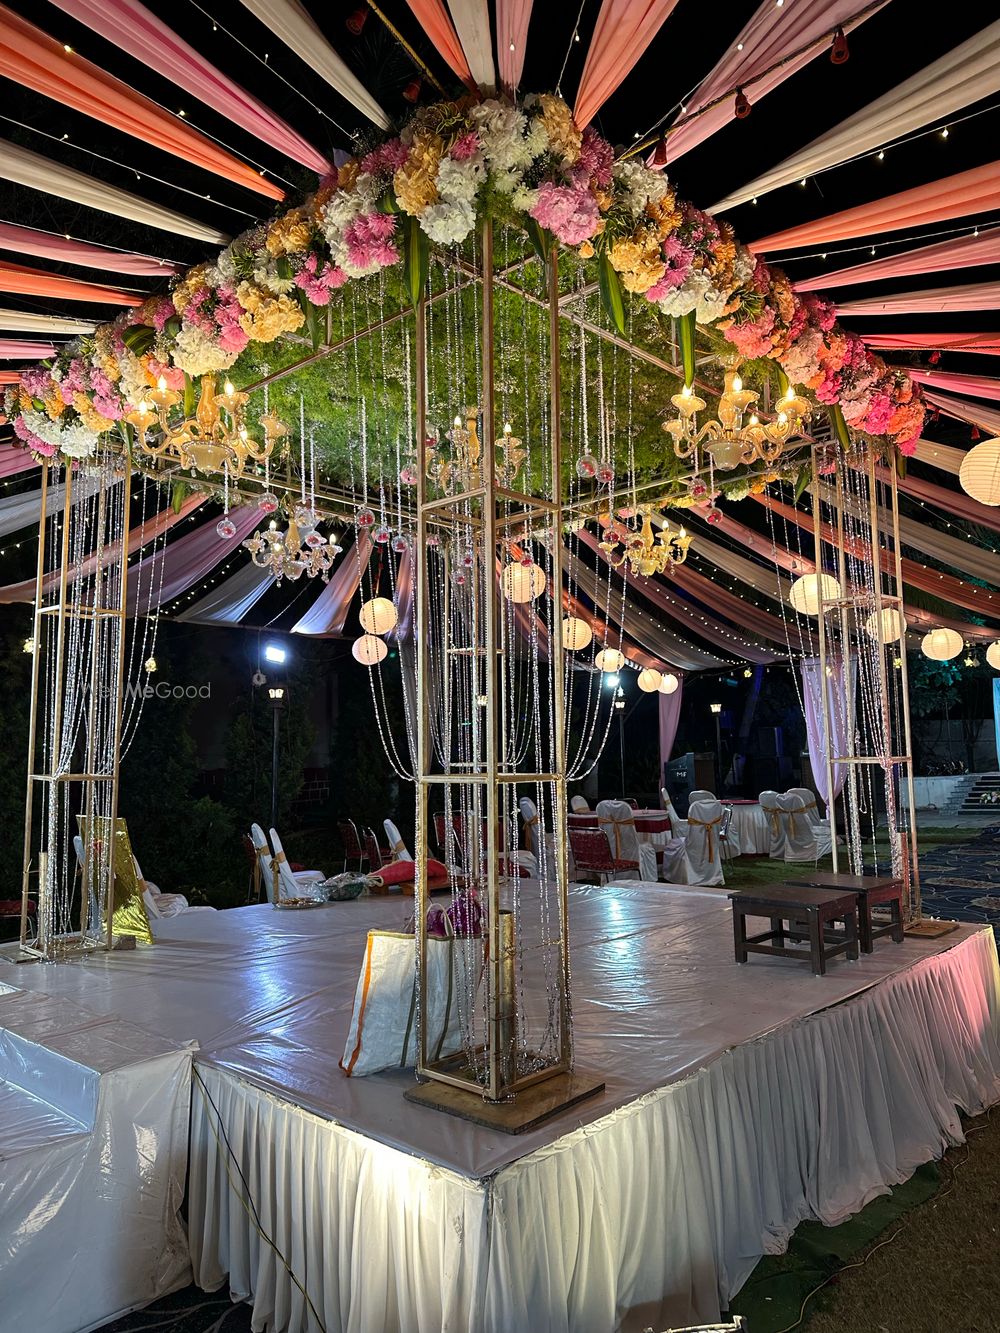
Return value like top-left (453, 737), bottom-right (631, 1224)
top-left (613, 159), bottom-right (671, 216)
top-left (23, 409), bottom-right (98, 458)
top-left (470, 100), bottom-right (547, 193)
top-left (171, 325), bottom-right (240, 377)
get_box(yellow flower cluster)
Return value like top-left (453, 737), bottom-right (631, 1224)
top-left (93, 326), bottom-right (121, 383)
top-left (537, 94), bottom-right (581, 163)
top-left (73, 392), bottom-right (114, 434)
top-left (608, 229), bottom-right (666, 294)
top-left (645, 190), bottom-right (682, 239)
top-left (266, 208), bottom-right (313, 258)
top-left (235, 284), bottom-right (304, 342)
top-left (394, 132), bottom-right (442, 215)
top-left (172, 263), bottom-right (213, 315)
top-left (43, 389), bottom-right (66, 421)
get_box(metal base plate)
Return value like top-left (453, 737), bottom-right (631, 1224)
top-left (905, 918), bottom-right (960, 939)
top-left (404, 1069), bottom-right (605, 1134)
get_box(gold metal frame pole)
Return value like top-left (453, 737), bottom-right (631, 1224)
top-left (80, 478), bottom-right (108, 941)
top-left (810, 445), bottom-right (837, 872)
top-left (888, 459), bottom-right (921, 919)
top-left (19, 463), bottom-right (51, 951)
top-left (106, 457), bottom-right (132, 949)
top-left (865, 448), bottom-right (899, 889)
top-left (832, 468), bottom-right (860, 873)
top-left (414, 278), bottom-right (430, 1073)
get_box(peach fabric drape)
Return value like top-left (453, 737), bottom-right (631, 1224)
top-left (910, 370), bottom-right (1000, 402)
top-left (0, 222), bottom-right (178, 277)
top-left (838, 280), bottom-right (1000, 317)
top-left (795, 226), bottom-right (1000, 292)
top-left (48, 0), bottom-right (332, 176)
top-left (574, 0), bottom-right (681, 129)
top-left (404, 0), bottom-right (474, 84)
top-left (0, 139), bottom-right (229, 244)
top-left (497, 0), bottom-right (532, 92)
top-left (863, 331), bottom-right (1000, 355)
top-left (0, 4), bottom-right (283, 199)
top-left (751, 161), bottom-right (1000, 254)
top-left (0, 370), bottom-right (20, 384)
top-left (0, 260), bottom-right (142, 307)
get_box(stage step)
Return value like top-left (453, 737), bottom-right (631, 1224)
top-left (956, 772), bottom-right (1000, 814)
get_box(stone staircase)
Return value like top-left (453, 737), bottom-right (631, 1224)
top-left (950, 773), bottom-right (1000, 815)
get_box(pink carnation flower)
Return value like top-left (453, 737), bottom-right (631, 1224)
top-left (578, 127), bottom-right (613, 187)
top-left (361, 138), bottom-right (409, 176)
top-left (294, 253), bottom-right (346, 306)
top-left (450, 132), bottom-right (481, 162)
top-left (343, 212), bottom-right (399, 270)
top-left (529, 182), bottom-right (600, 246)
top-left (645, 236), bottom-right (695, 300)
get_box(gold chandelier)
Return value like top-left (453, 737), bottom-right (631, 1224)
top-left (425, 407), bottom-right (527, 491)
top-left (125, 374), bottom-right (288, 478)
top-left (601, 509), bottom-right (692, 574)
top-left (662, 367), bottom-right (809, 470)
top-left (243, 507), bottom-right (341, 584)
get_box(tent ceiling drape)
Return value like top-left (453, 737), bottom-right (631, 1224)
top-left (795, 226), bottom-right (1000, 293)
top-left (0, 222), bottom-right (179, 277)
top-left (862, 332), bottom-right (1000, 356)
top-left (838, 281), bottom-right (1000, 317)
top-left (0, 259), bottom-right (142, 307)
top-left (573, 0), bottom-right (681, 131)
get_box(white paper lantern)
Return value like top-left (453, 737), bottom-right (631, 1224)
top-left (865, 607), bottom-right (906, 643)
top-left (562, 616), bottom-right (593, 651)
top-left (987, 640), bottom-right (1000, 671)
top-left (921, 627), bottom-right (963, 661)
top-left (789, 572), bottom-right (841, 616)
top-left (595, 647), bottom-right (626, 673)
top-left (637, 668), bottom-right (663, 693)
top-left (352, 634), bottom-right (388, 665)
top-left (959, 437), bottom-right (1000, 506)
top-left (501, 561), bottom-right (546, 603)
top-left (359, 596), bottom-right (397, 634)
top-left (659, 672), bottom-right (679, 695)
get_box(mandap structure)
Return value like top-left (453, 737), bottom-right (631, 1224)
top-left (4, 88), bottom-right (939, 1111)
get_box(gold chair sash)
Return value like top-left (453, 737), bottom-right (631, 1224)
top-left (687, 814), bottom-right (722, 861)
top-left (762, 804), bottom-right (781, 837)
top-left (598, 812), bottom-right (636, 859)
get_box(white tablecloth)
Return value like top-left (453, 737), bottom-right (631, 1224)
top-left (723, 802), bottom-right (771, 856)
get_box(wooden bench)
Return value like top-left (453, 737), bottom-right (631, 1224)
top-left (786, 872), bottom-right (904, 954)
top-left (730, 885), bottom-right (860, 975)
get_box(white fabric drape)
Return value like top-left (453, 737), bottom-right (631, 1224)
top-left (712, 18), bottom-right (1000, 213)
top-left (447, 0), bottom-right (496, 88)
top-left (662, 0), bottom-right (887, 167)
top-left (924, 391), bottom-right (1000, 437)
top-left (0, 483), bottom-right (62, 538)
top-left (176, 560), bottom-right (274, 625)
top-left (0, 307), bottom-right (96, 335)
top-left (238, 0), bottom-right (390, 129)
top-left (0, 137), bottom-right (228, 243)
top-left (912, 437), bottom-right (964, 475)
top-left (839, 280), bottom-right (1000, 316)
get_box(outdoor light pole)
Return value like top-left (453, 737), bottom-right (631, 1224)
top-left (710, 702), bottom-right (723, 793)
top-left (615, 683), bottom-right (626, 797)
top-left (268, 685), bottom-right (285, 833)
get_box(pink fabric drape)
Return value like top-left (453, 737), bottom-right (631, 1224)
top-left (0, 3), bottom-right (283, 200)
top-left (128, 503), bottom-right (259, 614)
top-left (49, 0), bottom-right (331, 176)
top-left (658, 680), bottom-right (683, 780)
top-left (669, 562), bottom-right (800, 646)
top-left (0, 493), bottom-right (204, 604)
top-left (863, 331), bottom-right (1000, 355)
top-left (751, 160), bottom-right (1000, 254)
top-left (801, 656), bottom-right (853, 802)
top-left (899, 471), bottom-right (1000, 537)
top-left (923, 390), bottom-right (1000, 437)
top-left (795, 226), bottom-right (1000, 292)
top-left (0, 259), bottom-right (142, 307)
top-left (404, 0), bottom-right (474, 85)
top-left (0, 339), bottom-right (56, 358)
top-left (661, 0), bottom-right (883, 167)
top-left (910, 369), bottom-right (1000, 402)
top-left (291, 536), bottom-right (372, 636)
top-left (574, 0), bottom-right (681, 129)
top-left (562, 587), bottom-right (666, 672)
top-left (838, 280), bottom-right (1000, 317)
top-left (0, 222), bottom-right (179, 277)
top-left (497, 0), bottom-right (532, 93)
top-left (0, 444), bottom-right (39, 478)
top-left (393, 543), bottom-right (414, 641)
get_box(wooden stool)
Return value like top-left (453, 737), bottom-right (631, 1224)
top-left (787, 872), bottom-right (904, 954)
top-left (730, 885), bottom-right (860, 976)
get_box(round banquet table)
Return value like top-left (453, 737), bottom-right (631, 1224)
top-left (720, 799), bottom-right (771, 856)
top-left (567, 809), bottom-right (674, 847)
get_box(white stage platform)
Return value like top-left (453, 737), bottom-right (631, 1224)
top-left (2, 884), bottom-right (999, 1332)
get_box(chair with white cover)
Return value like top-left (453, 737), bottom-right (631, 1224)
top-left (688, 789), bottom-right (715, 807)
top-left (383, 819), bottom-right (413, 862)
top-left (268, 827), bottom-right (327, 901)
top-left (661, 787), bottom-right (688, 839)
top-left (758, 791), bottom-right (786, 859)
top-left (569, 794), bottom-right (590, 813)
top-left (595, 799), bottom-right (658, 881)
top-left (788, 787), bottom-right (824, 826)
top-left (133, 853), bottom-right (214, 917)
top-left (778, 793), bottom-right (833, 863)
top-left (684, 798), bottom-right (725, 887)
top-left (519, 796), bottom-right (543, 868)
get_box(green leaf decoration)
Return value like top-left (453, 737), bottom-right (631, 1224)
top-left (379, 184), bottom-right (401, 215)
top-left (677, 310), bottom-right (696, 388)
top-left (598, 252), bottom-right (626, 335)
top-left (121, 324), bottom-right (155, 357)
top-left (828, 403), bottom-right (851, 448)
top-left (401, 215), bottom-right (430, 310)
top-left (523, 216), bottom-right (550, 266)
top-left (773, 364), bottom-right (789, 396)
top-left (170, 481), bottom-right (188, 514)
top-left (895, 447), bottom-right (908, 480)
top-left (183, 373), bottom-right (196, 417)
top-left (793, 464), bottom-right (811, 503)
top-left (305, 300), bottom-right (323, 353)
top-left (163, 314), bottom-right (182, 339)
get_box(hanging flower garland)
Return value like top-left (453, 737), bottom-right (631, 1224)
top-left (3, 93), bottom-right (923, 469)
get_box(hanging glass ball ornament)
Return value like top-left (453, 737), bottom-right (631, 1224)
top-left (596, 462), bottom-right (615, 485)
top-left (705, 506), bottom-right (722, 525)
top-left (399, 463), bottom-right (419, 486)
top-left (373, 524), bottom-right (392, 545)
top-left (216, 516), bottom-right (237, 539)
top-left (257, 492), bottom-right (280, 515)
top-left (391, 531), bottom-right (412, 553)
top-left (304, 529), bottom-right (326, 549)
top-left (453, 570), bottom-right (468, 586)
top-left (576, 452), bottom-right (599, 480)
top-left (356, 505), bottom-right (376, 529)
top-left (295, 503), bottom-right (318, 529)
top-left (460, 547), bottom-right (475, 568)
top-left (425, 533), bottom-right (441, 548)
